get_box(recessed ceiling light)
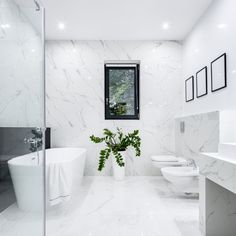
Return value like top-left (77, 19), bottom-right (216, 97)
top-left (58, 22), bottom-right (65, 30)
top-left (162, 22), bottom-right (170, 30)
top-left (1, 24), bottom-right (11, 29)
top-left (217, 23), bottom-right (227, 29)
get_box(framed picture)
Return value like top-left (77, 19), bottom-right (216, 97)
top-left (196, 66), bottom-right (208, 98)
top-left (185, 76), bottom-right (194, 102)
top-left (211, 53), bottom-right (227, 92)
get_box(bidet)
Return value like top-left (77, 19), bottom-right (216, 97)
top-left (161, 166), bottom-right (199, 194)
top-left (151, 155), bottom-right (186, 169)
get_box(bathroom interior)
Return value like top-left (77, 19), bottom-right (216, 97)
top-left (1, 0), bottom-right (236, 235)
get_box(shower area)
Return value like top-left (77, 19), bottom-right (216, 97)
top-left (0, 0), bottom-right (45, 235)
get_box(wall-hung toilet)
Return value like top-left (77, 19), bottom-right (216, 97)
top-left (151, 155), bottom-right (186, 169)
top-left (152, 156), bottom-right (199, 194)
top-left (161, 161), bottom-right (199, 194)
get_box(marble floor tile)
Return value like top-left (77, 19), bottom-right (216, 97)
top-left (0, 177), bottom-right (201, 236)
top-left (46, 176), bottom-right (202, 236)
top-left (0, 204), bottom-right (44, 236)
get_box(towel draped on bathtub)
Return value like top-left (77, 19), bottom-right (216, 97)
top-left (48, 163), bottom-right (73, 206)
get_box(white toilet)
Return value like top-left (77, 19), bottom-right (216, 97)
top-left (151, 156), bottom-right (199, 194)
top-left (151, 155), bottom-right (186, 169)
top-left (161, 163), bottom-right (199, 194)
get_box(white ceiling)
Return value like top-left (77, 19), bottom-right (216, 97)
top-left (15, 0), bottom-right (213, 40)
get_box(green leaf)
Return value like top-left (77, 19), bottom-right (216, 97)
top-left (90, 128), bottom-right (141, 171)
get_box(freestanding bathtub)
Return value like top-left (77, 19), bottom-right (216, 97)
top-left (8, 148), bottom-right (86, 212)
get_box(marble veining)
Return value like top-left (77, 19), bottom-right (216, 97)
top-left (175, 111), bottom-right (219, 162)
top-left (46, 40), bottom-right (183, 175)
top-left (0, 203), bottom-right (43, 236)
top-left (199, 152), bottom-right (236, 195)
top-left (0, 0), bottom-right (44, 127)
top-left (202, 178), bottom-right (236, 236)
top-left (175, 111), bottom-right (220, 235)
top-left (46, 176), bottom-right (201, 236)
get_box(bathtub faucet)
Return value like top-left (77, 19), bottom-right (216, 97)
top-left (24, 137), bottom-right (42, 146)
top-left (24, 128), bottom-right (43, 151)
top-left (24, 128), bottom-right (44, 165)
top-left (186, 159), bottom-right (198, 170)
top-left (24, 137), bottom-right (42, 164)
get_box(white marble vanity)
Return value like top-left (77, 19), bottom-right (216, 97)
top-left (199, 143), bottom-right (236, 236)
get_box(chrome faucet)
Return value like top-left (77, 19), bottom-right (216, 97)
top-left (186, 159), bottom-right (198, 169)
top-left (24, 137), bottom-right (40, 146)
top-left (24, 128), bottom-right (43, 150)
top-left (24, 137), bottom-right (42, 153)
top-left (24, 128), bottom-right (43, 164)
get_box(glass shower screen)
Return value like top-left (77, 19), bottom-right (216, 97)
top-left (0, 0), bottom-right (45, 235)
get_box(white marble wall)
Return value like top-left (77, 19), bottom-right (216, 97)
top-left (0, 0), bottom-right (44, 127)
top-left (46, 40), bottom-right (183, 176)
top-left (175, 111), bottom-right (219, 161)
top-left (175, 111), bottom-right (220, 235)
top-left (183, 0), bottom-right (236, 116)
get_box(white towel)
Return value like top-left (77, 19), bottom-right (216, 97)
top-left (48, 163), bottom-right (73, 206)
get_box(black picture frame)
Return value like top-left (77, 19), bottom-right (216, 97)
top-left (211, 53), bottom-right (227, 92)
top-left (185, 76), bottom-right (194, 102)
top-left (104, 63), bottom-right (140, 120)
top-left (196, 66), bottom-right (208, 98)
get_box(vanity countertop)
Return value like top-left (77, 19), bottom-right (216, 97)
top-left (199, 152), bottom-right (236, 194)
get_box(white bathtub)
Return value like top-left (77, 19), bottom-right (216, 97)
top-left (8, 148), bottom-right (86, 211)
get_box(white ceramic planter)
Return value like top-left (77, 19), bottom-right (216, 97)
top-left (112, 151), bottom-right (126, 181)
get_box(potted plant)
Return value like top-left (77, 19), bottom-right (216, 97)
top-left (90, 128), bottom-right (141, 180)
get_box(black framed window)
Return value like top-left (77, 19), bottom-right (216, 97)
top-left (105, 63), bottom-right (139, 120)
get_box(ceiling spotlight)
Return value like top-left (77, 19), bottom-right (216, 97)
top-left (217, 23), bottom-right (227, 29)
top-left (162, 22), bottom-right (170, 30)
top-left (1, 24), bottom-right (11, 29)
top-left (58, 22), bottom-right (65, 30)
